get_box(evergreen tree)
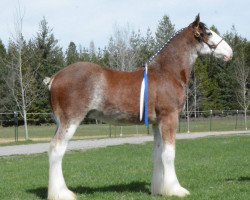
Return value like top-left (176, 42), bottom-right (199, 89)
top-left (155, 15), bottom-right (175, 50)
top-left (34, 17), bottom-right (64, 77)
top-left (79, 45), bottom-right (90, 62)
top-left (0, 40), bottom-right (8, 112)
top-left (96, 47), bottom-right (108, 66)
top-left (66, 41), bottom-right (79, 65)
top-left (0, 40), bottom-right (6, 58)
top-left (31, 17), bottom-right (64, 113)
top-left (195, 57), bottom-right (224, 110)
top-left (100, 47), bottom-right (110, 67)
top-left (223, 26), bottom-right (250, 110)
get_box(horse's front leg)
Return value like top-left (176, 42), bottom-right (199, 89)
top-left (151, 110), bottom-right (190, 197)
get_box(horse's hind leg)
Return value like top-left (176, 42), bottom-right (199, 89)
top-left (48, 117), bottom-right (80, 200)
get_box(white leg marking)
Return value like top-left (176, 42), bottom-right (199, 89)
top-left (151, 126), bottom-right (164, 195)
top-left (48, 124), bottom-right (78, 200)
top-left (151, 126), bottom-right (189, 197)
top-left (161, 144), bottom-right (190, 197)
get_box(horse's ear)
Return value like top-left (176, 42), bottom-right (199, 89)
top-left (193, 14), bottom-right (200, 28)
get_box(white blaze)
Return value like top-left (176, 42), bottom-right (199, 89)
top-left (209, 30), bottom-right (233, 61)
top-left (198, 30), bottom-right (233, 61)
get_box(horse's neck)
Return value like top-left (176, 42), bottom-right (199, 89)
top-left (157, 33), bottom-right (198, 86)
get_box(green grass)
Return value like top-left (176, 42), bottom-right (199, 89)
top-left (0, 135), bottom-right (249, 199)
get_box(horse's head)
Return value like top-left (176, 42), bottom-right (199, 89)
top-left (191, 14), bottom-right (233, 61)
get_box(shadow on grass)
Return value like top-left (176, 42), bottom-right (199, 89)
top-left (73, 181), bottom-right (150, 194)
top-left (27, 181), bottom-right (150, 199)
top-left (238, 176), bottom-right (250, 182)
top-left (27, 187), bottom-right (47, 199)
top-left (225, 176), bottom-right (250, 182)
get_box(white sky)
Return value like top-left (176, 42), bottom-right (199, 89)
top-left (0, 0), bottom-right (249, 51)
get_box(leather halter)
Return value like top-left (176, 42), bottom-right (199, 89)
top-left (194, 31), bottom-right (224, 52)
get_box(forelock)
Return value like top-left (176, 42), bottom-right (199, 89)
top-left (199, 22), bottom-right (209, 32)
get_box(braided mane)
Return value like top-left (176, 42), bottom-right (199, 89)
top-left (147, 27), bottom-right (187, 64)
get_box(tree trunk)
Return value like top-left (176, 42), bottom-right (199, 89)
top-left (23, 109), bottom-right (29, 140)
top-left (194, 75), bottom-right (197, 118)
top-left (186, 88), bottom-right (190, 133)
top-left (18, 43), bottom-right (29, 140)
top-left (244, 109), bottom-right (248, 130)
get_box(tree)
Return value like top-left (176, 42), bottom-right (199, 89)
top-left (66, 41), bottom-right (79, 65)
top-left (34, 17), bottom-right (64, 77)
top-left (89, 40), bottom-right (97, 63)
top-left (100, 47), bottom-right (110, 67)
top-left (234, 47), bottom-right (250, 130)
top-left (31, 17), bottom-right (64, 113)
top-left (4, 6), bottom-right (31, 139)
top-left (79, 45), bottom-right (90, 62)
top-left (107, 24), bottom-right (138, 71)
top-left (130, 28), bottom-right (155, 67)
top-left (186, 63), bottom-right (203, 117)
top-left (221, 25), bottom-right (248, 110)
top-left (155, 15), bottom-right (175, 50)
top-left (0, 40), bottom-right (8, 113)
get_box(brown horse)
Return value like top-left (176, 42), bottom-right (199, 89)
top-left (45, 15), bottom-right (233, 200)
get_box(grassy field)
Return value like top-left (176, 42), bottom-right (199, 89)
top-left (0, 135), bottom-right (249, 199)
top-left (1, 116), bottom-right (250, 144)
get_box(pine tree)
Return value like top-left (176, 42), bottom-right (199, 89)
top-left (195, 57), bottom-right (224, 110)
top-left (79, 45), bottom-right (90, 62)
top-left (155, 15), bottom-right (175, 50)
top-left (31, 17), bottom-right (64, 113)
top-left (0, 40), bottom-right (8, 112)
top-left (34, 17), bottom-right (64, 77)
top-left (66, 41), bottom-right (79, 65)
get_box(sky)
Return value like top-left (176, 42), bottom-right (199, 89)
top-left (0, 0), bottom-right (249, 51)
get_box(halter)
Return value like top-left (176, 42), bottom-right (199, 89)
top-left (194, 31), bottom-right (224, 52)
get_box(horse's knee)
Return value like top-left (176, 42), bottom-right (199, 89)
top-left (49, 140), bottom-right (68, 163)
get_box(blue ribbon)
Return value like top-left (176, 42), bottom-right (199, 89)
top-left (144, 65), bottom-right (149, 128)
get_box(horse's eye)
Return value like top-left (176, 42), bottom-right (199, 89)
top-left (207, 32), bottom-right (212, 36)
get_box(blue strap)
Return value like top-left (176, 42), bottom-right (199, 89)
top-left (144, 65), bottom-right (149, 128)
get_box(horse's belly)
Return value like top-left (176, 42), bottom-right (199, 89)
top-left (87, 110), bottom-right (141, 125)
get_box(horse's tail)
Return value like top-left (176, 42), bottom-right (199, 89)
top-left (43, 77), bottom-right (54, 90)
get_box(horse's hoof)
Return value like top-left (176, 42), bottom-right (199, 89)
top-left (168, 185), bottom-right (190, 197)
top-left (48, 188), bottom-right (76, 200)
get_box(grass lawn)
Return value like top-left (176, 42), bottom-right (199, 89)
top-left (0, 135), bottom-right (249, 200)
